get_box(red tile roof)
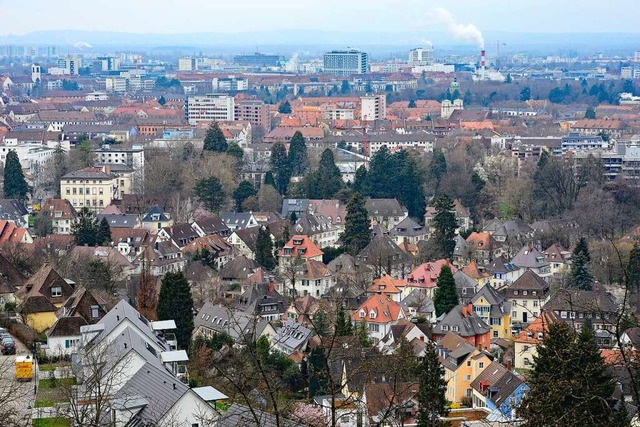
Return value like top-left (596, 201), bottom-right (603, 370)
top-left (278, 235), bottom-right (324, 259)
top-left (407, 260), bottom-right (457, 288)
top-left (352, 294), bottom-right (404, 324)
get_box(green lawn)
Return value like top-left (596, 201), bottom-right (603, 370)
top-left (38, 378), bottom-right (75, 389)
top-left (32, 418), bottom-right (71, 427)
top-left (38, 364), bottom-right (57, 372)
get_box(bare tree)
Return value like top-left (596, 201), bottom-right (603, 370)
top-left (0, 356), bottom-right (33, 426)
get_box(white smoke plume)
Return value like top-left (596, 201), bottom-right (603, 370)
top-left (431, 7), bottom-right (484, 49)
top-left (72, 41), bottom-right (93, 49)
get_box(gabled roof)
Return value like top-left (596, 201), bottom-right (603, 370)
top-left (96, 214), bottom-right (140, 229)
top-left (278, 234), bottom-right (324, 259)
top-left (470, 361), bottom-right (525, 406)
top-left (47, 315), bottom-right (88, 337)
top-left (365, 198), bottom-right (407, 217)
top-left (0, 252), bottom-right (26, 294)
top-left (391, 216), bottom-right (425, 237)
top-left (543, 243), bottom-right (571, 264)
top-left (433, 303), bottom-right (490, 337)
top-left (407, 260), bottom-right (456, 288)
top-left (438, 331), bottom-right (478, 370)
top-left (192, 216), bottom-right (229, 235)
top-left (544, 285), bottom-right (617, 314)
top-left (368, 275), bottom-right (406, 295)
top-left (17, 263), bottom-right (74, 309)
top-left (233, 226), bottom-right (260, 253)
top-left (357, 234), bottom-right (410, 265)
top-left (485, 255), bottom-right (520, 275)
top-left (218, 403), bottom-right (298, 427)
top-left (40, 198), bottom-right (77, 220)
top-left (298, 259), bottom-right (332, 280)
top-left (194, 302), bottom-right (268, 342)
top-left (511, 245), bottom-right (549, 269)
top-left (400, 288), bottom-right (435, 314)
top-left (472, 285), bottom-right (510, 318)
top-left (221, 212), bottom-right (256, 229)
top-left (466, 232), bottom-right (497, 249)
top-left (462, 261), bottom-right (491, 280)
top-left (219, 255), bottom-right (259, 281)
top-left (514, 312), bottom-right (556, 344)
top-left (508, 270), bottom-right (548, 292)
top-left (352, 294), bottom-right (404, 324)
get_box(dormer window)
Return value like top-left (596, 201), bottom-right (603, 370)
top-left (293, 238), bottom-right (303, 245)
top-left (369, 310), bottom-right (377, 319)
top-left (359, 310), bottom-right (365, 318)
top-left (513, 290), bottom-right (519, 296)
top-left (452, 326), bottom-right (459, 332)
top-left (523, 291), bottom-right (528, 296)
top-left (442, 325), bottom-right (449, 331)
top-left (51, 286), bottom-right (62, 297)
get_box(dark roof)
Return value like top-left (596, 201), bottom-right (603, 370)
top-left (162, 223), bottom-right (199, 247)
top-left (357, 234), bottom-right (412, 266)
top-left (96, 214), bottom-right (139, 228)
top-left (218, 403), bottom-right (298, 427)
top-left (47, 316), bottom-right (88, 337)
top-left (0, 199), bottom-right (28, 225)
top-left (433, 303), bottom-right (490, 337)
top-left (17, 263), bottom-right (74, 309)
top-left (234, 227), bottom-right (260, 252)
top-left (544, 286), bottom-right (617, 314)
top-left (365, 198), bottom-right (406, 218)
top-left (141, 205), bottom-right (170, 222)
top-left (391, 216), bottom-right (425, 237)
top-left (192, 216), bottom-right (230, 236)
top-left (0, 252), bottom-right (26, 294)
top-left (472, 285), bottom-right (510, 318)
top-left (62, 167), bottom-right (112, 180)
top-left (219, 255), bottom-right (259, 281)
top-left (469, 361), bottom-right (525, 406)
top-left (508, 270), bottom-right (549, 292)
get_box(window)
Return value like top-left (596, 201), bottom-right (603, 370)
top-left (465, 375), bottom-right (471, 381)
top-left (522, 300), bottom-right (528, 307)
top-left (561, 311), bottom-right (567, 319)
top-left (51, 286), bottom-right (62, 297)
top-left (512, 311), bottom-right (517, 318)
top-left (523, 290), bottom-right (528, 296)
top-left (513, 290), bottom-right (519, 296)
top-left (467, 360), bottom-right (471, 367)
top-left (493, 331), bottom-right (499, 338)
top-left (533, 300), bottom-right (539, 307)
top-left (442, 325), bottom-right (449, 331)
top-left (91, 305), bottom-right (99, 319)
top-left (479, 362), bottom-right (484, 369)
top-left (452, 326), bottom-right (459, 332)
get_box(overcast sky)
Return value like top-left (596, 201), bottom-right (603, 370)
top-left (0, 0), bottom-right (638, 35)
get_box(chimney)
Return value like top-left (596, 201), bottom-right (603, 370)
top-left (268, 280), bottom-right (275, 293)
top-left (507, 359), bottom-right (512, 371)
top-left (461, 305), bottom-right (467, 318)
top-left (480, 50), bottom-right (486, 80)
top-left (103, 165), bottom-right (111, 175)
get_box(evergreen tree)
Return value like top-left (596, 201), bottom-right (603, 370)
top-left (71, 207), bottom-right (98, 246)
top-left (3, 150), bottom-right (29, 200)
top-left (233, 180), bottom-right (257, 212)
top-left (353, 165), bottom-right (367, 193)
top-left (225, 142), bottom-right (244, 160)
top-left (264, 171), bottom-right (277, 189)
top-left (278, 100), bottom-right (292, 114)
top-left (519, 321), bottom-right (623, 426)
top-left (398, 152), bottom-right (426, 221)
top-left (408, 99), bottom-right (417, 108)
top-left (307, 149), bottom-right (343, 199)
top-left (429, 148), bottom-right (447, 191)
top-left (255, 226), bottom-right (276, 270)
top-left (432, 195), bottom-right (458, 259)
top-left (96, 217), bottom-right (112, 245)
top-left (585, 106), bottom-right (596, 119)
top-left (627, 243), bottom-right (640, 292)
top-left (569, 237), bottom-right (593, 290)
top-left (157, 271), bottom-right (194, 350)
top-left (433, 265), bottom-right (459, 317)
top-left (416, 340), bottom-right (449, 427)
top-left (158, 95), bottom-right (166, 106)
top-left (342, 192), bottom-right (371, 255)
top-left (363, 146), bottom-right (394, 197)
top-left (193, 176), bottom-right (225, 213)
top-left (288, 131), bottom-right (309, 176)
top-left (335, 302), bottom-right (353, 336)
top-left (202, 122), bottom-right (228, 152)
top-left (270, 142), bottom-right (291, 195)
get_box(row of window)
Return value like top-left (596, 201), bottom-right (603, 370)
top-left (66, 187), bottom-right (105, 195)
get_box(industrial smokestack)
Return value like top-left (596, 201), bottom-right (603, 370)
top-left (480, 50), bottom-right (486, 80)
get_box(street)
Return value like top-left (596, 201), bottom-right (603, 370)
top-left (0, 335), bottom-right (36, 426)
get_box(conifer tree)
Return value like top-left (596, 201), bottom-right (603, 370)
top-left (432, 194), bottom-right (458, 259)
top-left (157, 271), bottom-right (194, 350)
top-left (72, 207), bottom-right (98, 246)
top-left (255, 226), bottom-right (276, 270)
top-left (3, 150), bottom-right (29, 200)
top-left (342, 192), bottom-right (371, 255)
top-left (193, 176), bottom-right (225, 213)
top-left (264, 171), bottom-right (277, 190)
top-left (307, 149), bottom-right (343, 199)
top-left (270, 142), bottom-right (291, 195)
top-left (202, 121), bottom-right (228, 152)
top-left (519, 321), bottom-right (624, 426)
top-left (96, 217), bottom-right (112, 245)
top-left (233, 180), bottom-right (257, 212)
top-left (416, 339), bottom-right (449, 427)
top-left (353, 165), bottom-right (367, 193)
top-left (288, 131), bottom-right (309, 176)
top-left (433, 265), bottom-right (459, 317)
top-left (627, 243), bottom-right (640, 292)
top-left (428, 148), bottom-right (447, 191)
top-left (335, 302), bottom-right (353, 336)
top-left (569, 237), bottom-right (593, 290)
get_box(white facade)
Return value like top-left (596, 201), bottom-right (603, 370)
top-left (105, 77), bottom-right (127, 93)
top-left (178, 57), bottom-right (198, 71)
top-left (361, 95), bottom-right (386, 121)
top-left (0, 143), bottom-right (55, 173)
top-left (212, 76), bottom-right (249, 91)
top-left (409, 47), bottom-right (434, 66)
top-left (95, 144), bottom-right (145, 171)
top-left (323, 49), bottom-right (369, 76)
top-left (186, 94), bottom-right (235, 125)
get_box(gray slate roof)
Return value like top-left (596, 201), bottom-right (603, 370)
top-left (469, 361), bottom-right (525, 406)
top-left (194, 302), bottom-right (268, 342)
top-left (433, 303), bottom-right (491, 337)
top-left (217, 403), bottom-right (298, 427)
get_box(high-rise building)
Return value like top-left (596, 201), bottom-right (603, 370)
top-left (178, 57), bottom-right (198, 71)
top-left (360, 95), bottom-right (386, 121)
top-left (409, 46), bottom-right (434, 66)
top-left (234, 99), bottom-right (270, 130)
top-left (185, 94), bottom-right (235, 125)
top-left (323, 49), bottom-right (369, 76)
top-left (233, 53), bottom-right (282, 67)
top-left (57, 55), bottom-right (82, 75)
top-left (93, 56), bottom-right (120, 72)
top-left (212, 76), bottom-right (249, 92)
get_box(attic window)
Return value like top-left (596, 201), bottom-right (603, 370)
top-left (442, 325), bottom-right (449, 331)
top-left (293, 238), bottom-right (303, 245)
top-left (523, 291), bottom-right (528, 296)
top-left (369, 310), bottom-right (377, 319)
top-left (513, 290), bottom-right (519, 296)
top-left (452, 326), bottom-right (459, 332)
top-left (51, 286), bottom-right (62, 297)
top-left (359, 310), bottom-right (365, 318)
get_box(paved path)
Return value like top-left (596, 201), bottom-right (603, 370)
top-left (0, 334), bottom-right (36, 426)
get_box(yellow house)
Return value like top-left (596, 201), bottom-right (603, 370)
top-left (440, 332), bottom-right (491, 404)
top-left (61, 165), bottom-right (131, 213)
top-left (461, 261), bottom-right (492, 287)
top-left (16, 263), bottom-right (74, 333)
top-left (471, 285), bottom-right (512, 339)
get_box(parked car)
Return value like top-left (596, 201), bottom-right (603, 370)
top-left (1, 337), bottom-right (15, 355)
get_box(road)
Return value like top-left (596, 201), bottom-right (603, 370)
top-left (0, 335), bottom-right (36, 426)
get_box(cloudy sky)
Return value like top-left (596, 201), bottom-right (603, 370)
top-left (0, 0), bottom-right (638, 35)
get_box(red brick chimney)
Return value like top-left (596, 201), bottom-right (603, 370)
top-left (268, 280), bottom-right (275, 293)
top-left (461, 305), bottom-right (467, 318)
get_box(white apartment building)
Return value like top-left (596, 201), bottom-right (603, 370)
top-left (178, 57), bottom-right (198, 71)
top-left (105, 77), bottom-right (127, 93)
top-left (409, 46), bottom-right (434, 66)
top-left (185, 94), bottom-right (235, 125)
top-left (0, 142), bottom-right (55, 174)
top-left (323, 49), bottom-right (369, 76)
top-left (212, 76), bottom-right (249, 92)
top-left (360, 95), bottom-right (386, 121)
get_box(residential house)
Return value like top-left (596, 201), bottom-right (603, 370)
top-left (221, 211), bottom-right (259, 231)
top-left (137, 239), bottom-right (187, 277)
top-left (191, 216), bottom-right (231, 238)
top-left (308, 199), bottom-right (347, 231)
top-left (281, 198), bottom-right (310, 218)
top-left (405, 260), bottom-right (457, 298)
top-left (218, 403), bottom-right (298, 427)
top-left (111, 228), bottom-right (153, 261)
top-left (504, 271), bottom-right (550, 329)
top-left (465, 232), bottom-right (502, 265)
top-left (454, 270), bottom-right (478, 304)
top-left (286, 295), bottom-right (323, 326)
top-left (227, 226), bottom-right (260, 259)
top-left (69, 245), bottom-right (138, 283)
top-left (438, 332), bottom-right (492, 404)
top-left (219, 255), bottom-right (259, 283)
top-left (365, 198), bottom-right (408, 229)
top-left (351, 294), bottom-right (406, 343)
top-left (513, 312), bottom-right (555, 370)
top-left (542, 242), bottom-right (572, 276)
top-left (471, 285), bottom-right (511, 339)
top-left (425, 200), bottom-right (473, 236)
top-left (235, 282), bottom-right (288, 321)
top-left (453, 235), bottom-right (470, 267)
top-left (328, 253), bottom-right (374, 292)
top-left (400, 288), bottom-right (435, 322)
top-left (292, 259), bottom-right (335, 298)
top-left (0, 253), bottom-right (26, 309)
top-left (470, 361), bottom-right (529, 420)
top-left (485, 255), bottom-right (523, 289)
top-left (16, 263), bottom-right (74, 332)
top-left (140, 205), bottom-right (173, 230)
top-left (493, 221), bottom-right (534, 256)
top-left (0, 220), bottom-right (33, 244)
top-left (390, 216), bottom-right (427, 246)
top-left (272, 320), bottom-right (313, 355)
top-left (45, 287), bottom-right (108, 357)
top-left (181, 234), bottom-right (234, 270)
top-left (40, 198), bottom-right (77, 234)
top-left (367, 275), bottom-right (407, 302)
top-left (193, 302), bottom-right (274, 344)
top-left (96, 213), bottom-right (141, 230)
top-left (365, 382), bottom-right (419, 427)
top-left (432, 303), bottom-right (492, 351)
top-left (0, 198), bottom-right (29, 227)
top-left (356, 234), bottom-right (412, 279)
top-left (60, 166), bottom-right (131, 213)
top-left (461, 261), bottom-right (492, 288)
top-left (157, 223), bottom-right (200, 248)
top-left (511, 244), bottom-right (551, 277)
top-left (377, 318), bottom-right (430, 355)
top-left (543, 284), bottom-right (618, 335)
top-left (293, 213), bottom-right (341, 248)
top-left (278, 234), bottom-right (324, 272)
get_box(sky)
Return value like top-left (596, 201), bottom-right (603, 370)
top-left (0, 0), bottom-right (639, 36)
